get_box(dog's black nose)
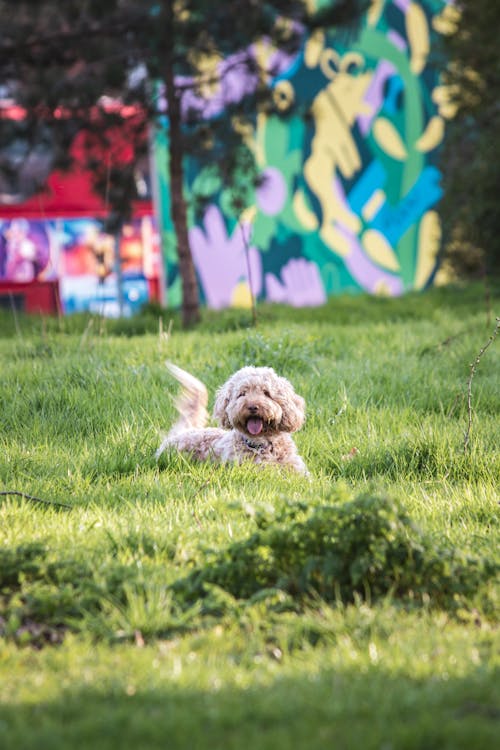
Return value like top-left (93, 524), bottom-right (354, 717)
top-left (248, 404), bottom-right (258, 414)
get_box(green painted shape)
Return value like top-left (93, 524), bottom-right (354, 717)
top-left (354, 27), bottom-right (425, 195)
top-left (398, 223), bottom-right (419, 290)
top-left (252, 212), bottom-right (276, 251)
top-left (192, 165), bottom-right (222, 199)
top-left (153, 129), bottom-right (174, 235)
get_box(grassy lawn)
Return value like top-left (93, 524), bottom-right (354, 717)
top-left (0, 283), bottom-right (499, 749)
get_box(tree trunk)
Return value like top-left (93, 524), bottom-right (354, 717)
top-left (161, 1), bottom-right (200, 327)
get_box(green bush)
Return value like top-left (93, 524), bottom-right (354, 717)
top-left (175, 494), bottom-right (496, 609)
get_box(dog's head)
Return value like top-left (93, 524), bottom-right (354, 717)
top-left (213, 366), bottom-right (305, 436)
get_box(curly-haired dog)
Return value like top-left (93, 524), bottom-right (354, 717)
top-left (156, 363), bottom-right (308, 475)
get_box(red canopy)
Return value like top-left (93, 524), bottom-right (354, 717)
top-left (0, 168), bottom-right (152, 220)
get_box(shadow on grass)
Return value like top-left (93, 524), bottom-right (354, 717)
top-left (0, 662), bottom-right (498, 750)
top-left (2, 495), bottom-right (495, 650)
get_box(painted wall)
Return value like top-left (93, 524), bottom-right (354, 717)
top-left (0, 115), bottom-right (163, 316)
top-left (155, 0), bottom-right (453, 309)
top-left (0, 216), bottom-right (162, 316)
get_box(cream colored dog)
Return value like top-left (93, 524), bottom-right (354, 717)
top-left (156, 363), bottom-right (308, 475)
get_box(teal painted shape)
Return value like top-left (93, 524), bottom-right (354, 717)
top-left (371, 166), bottom-right (443, 246)
top-left (347, 160), bottom-right (387, 215)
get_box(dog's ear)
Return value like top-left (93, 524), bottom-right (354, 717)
top-left (276, 379), bottom-right (305, 433)
top-left (213, 380), bottom-right (232, 428)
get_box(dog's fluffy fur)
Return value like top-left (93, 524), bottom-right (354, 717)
top-left (156, 363), bottom-right (308, 475)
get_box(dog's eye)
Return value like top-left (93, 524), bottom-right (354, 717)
top-left (264, 389), bottom-right (271, 398)
top-left (238, 391), bottom-right (246, 398)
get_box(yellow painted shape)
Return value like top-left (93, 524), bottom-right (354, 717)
top-left (432, 4), bottom-right (460, 35)
top-left (372, 118), bottom-right (408, 161)
top-left (431, 85), bottom-right (458, 120)
top-left (303, 67), bottom-right (373, 249)
top-left (320, 49), bottom-right (365, 80)
top-left (230, 281), bottom-right (253, 309)
top-left (320, 225), bottom-right (351, 258)
top-left (374, 279), bottom-right (392, 297)
top-left (415, 211), bottom-right (441, 289)
top-left (406, 2), bottom-right (430, 74)
top-left (272, 80), bottom-right (295, 111)
top-left (254, 111), bottom-right (267, 168)
top-left (361, 189), bottom-right (386, 222)
top-left (253, 39), bottom-right (274, 84)
top-left (320, 48), bottom-right (342, 80)
top-left (174, 0), bottom-right (189, 22)
top-left (304, 29), bottom-right (325, 68)
top-left (240, 205), bottom-right (257, 225)
top-left (340, 52), bottom-right (365, 74)
top-left (367, 0), bottom-right (385, 28)
top-left (362, 229), bottom-right (400, 272)
top-left (293, 189), bottom-right (319, 231)
top-left (304, 126), bottom-right (362, 231)
top-left (189, 50), bottom-right (222, 99)
top-left (433, 265), bottom-right (454, 286)
top-left (416, 115), bottom-right (445, 152)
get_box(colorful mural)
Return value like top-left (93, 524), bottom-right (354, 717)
top-left (0, 218), bottom-right (54, 283)
top-left (155, 0), bottom-right (453, 308)
top-left (0, 216), bottom-right (162, 316)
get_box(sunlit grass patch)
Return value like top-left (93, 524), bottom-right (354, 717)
top-left (0, 283), bottom-right (499, 749)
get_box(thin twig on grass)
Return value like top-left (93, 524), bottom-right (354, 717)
top-left (446, 390), bottom-right (463, 420)
top-left (419, 326), bottom-right (476, 356)
top-left (192, 511), bottom-right (204, 529)
top-left (0, 490), bottom-right (72, 510)
top-left (463, 317), bottom-right (500, 454)
top-left (187, 471), bottom-right (220, 527)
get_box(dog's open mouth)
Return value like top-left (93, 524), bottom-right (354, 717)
top-left (246, 417), bottom-right (264, 436)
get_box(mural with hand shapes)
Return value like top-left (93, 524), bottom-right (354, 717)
top-left (155, 0), bottom-right (454, 309)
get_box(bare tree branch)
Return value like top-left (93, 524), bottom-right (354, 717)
top-left (464, 317), bottom-right (500, 454)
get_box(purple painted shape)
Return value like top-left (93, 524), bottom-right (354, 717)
top-left (333, 175), bottom-right (348, 204)
top-left (358, 60), bottom-right (397, 136)
top-left (387, 30), bottom-right (407, 52)
top-left (336, 224), bottom-right (403, 296)
top-left (157, 45), bottom-right (299, 121)
top-left (393, 0), bottom-right (410, 12)
top-left (179, 53), bottom-right (259, 121)
top-left (252, 38), bottom-right (299, 79)
top-left (189, 205), bottom-right (262, 309)
top-left (2, 218), bottom-right (50, 282)
top-left (265, 258), bottom-right (327, 307)
top-left (256, 168), bottom-right (287, 216)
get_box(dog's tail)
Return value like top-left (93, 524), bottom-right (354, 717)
top-left (156, 363), bottom-right (209, 458)
top-left (166, 362), bottom-right (209, 432)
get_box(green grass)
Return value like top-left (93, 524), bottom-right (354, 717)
top-left (0, 283), bottom-right (499, 749)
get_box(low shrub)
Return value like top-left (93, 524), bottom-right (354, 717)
top-left (175, 494), bottom-right (496, 609)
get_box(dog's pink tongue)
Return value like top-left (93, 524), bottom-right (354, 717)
top-left (247, 417), bottom-right (263, 435)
